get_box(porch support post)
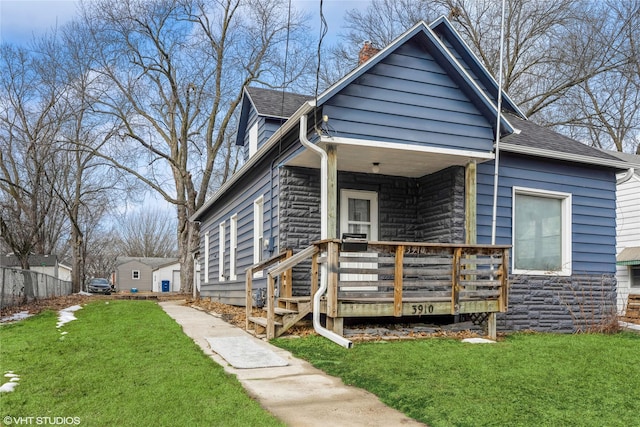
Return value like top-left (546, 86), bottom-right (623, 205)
top-left (394, 245), bottom-right (404, 317)
top-left (326, 240), bottom-right (340, 333)
top-left (266, 273), bottom-right (276, 339)
top-left (487, 312), bottom-right (497, 340)
top-left (326, 145), bottom-right (342, 334)
top-left (465, 160), bottom-right (477, 244)
top-left (326, 144), bottom-right (338, 239)
top-left (499, 248), bottom-right (509, 312)
top-left (245, 268), bottom-right (253, 331)
top-left (451, 247), bottom-right (461, 315)
top-left (282, 248), bottom-right (293, 298)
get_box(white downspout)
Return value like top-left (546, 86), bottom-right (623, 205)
top-left (299, 114), bottom-right (353, 348)
top-left (491, 0), bottom-right (507, 246)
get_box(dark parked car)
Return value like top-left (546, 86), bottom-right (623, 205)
top-left (87, 278), bottom-right (112, 295)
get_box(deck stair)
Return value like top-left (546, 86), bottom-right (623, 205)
top-left (247, 297), bottom-right (311, 338)
top-left (623, 294), bottom-right (640, 323)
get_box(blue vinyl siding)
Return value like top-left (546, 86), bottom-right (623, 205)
top-left (241, 110), bottom-right (281, 162)
top-left (199, 163), bottom-right (279, 300)
top-left (477, 153), bottom-right (617, 274)
top-left (322, 39), bottom-right (495, 152)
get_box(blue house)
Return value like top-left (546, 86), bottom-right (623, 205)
top-left (191, 17), bottom-right (626, 340)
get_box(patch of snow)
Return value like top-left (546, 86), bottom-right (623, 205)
top-left (56, 305), bottom-right (83, 328)
top-left (462, 338), bottom-right (496, 344)
top-left (0, 311), bottom-right (33, 323)
top-left (77, 291), bottom-right (92, 296)
top-left (60, 331), bottom-right (68, 335)
top-left (0, 372), bottom-right (20, 393)
top-left (0, 382), bottom-right (19, 392)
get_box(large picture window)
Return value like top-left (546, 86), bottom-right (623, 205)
top-left (513, 187), bottom-right (572, 276)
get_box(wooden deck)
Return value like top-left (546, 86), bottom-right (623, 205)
top-left (246, 240), bottom-right (510, 340)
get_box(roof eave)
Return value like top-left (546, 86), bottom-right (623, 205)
top-left (500, 142), bottom-right (631, 170)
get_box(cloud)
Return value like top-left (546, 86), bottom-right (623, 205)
top-left (0, 0), bottom-right (80, 45)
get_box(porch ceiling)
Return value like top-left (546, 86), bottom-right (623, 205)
top-left (284, 137), bottom-right (494, 178)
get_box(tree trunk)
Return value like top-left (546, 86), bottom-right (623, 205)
top-left (71, 225), bottom-right (84, 293)
top-left (177, 204), bottom-right (198, 295)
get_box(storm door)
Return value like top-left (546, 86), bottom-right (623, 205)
top-left (340, 190), bottom-right (379, 291)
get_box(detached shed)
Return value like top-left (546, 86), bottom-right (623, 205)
top-left (152, 260), bottom-right (181, 292)
top-left (115, 257), bottom-right (179, 292)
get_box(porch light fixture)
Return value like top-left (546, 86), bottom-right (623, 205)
top-left (371, 162), bottom-right (380, 173)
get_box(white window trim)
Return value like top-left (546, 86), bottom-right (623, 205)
top-left (249, 122), bottom-right (258, 158)
top-left (132, 270), bottom-right (140, 280)
top-left (219, 221), bottom-right (226, 282)
top-left (512, 186), bottom-right (572, 276)
top-left (230, 214), bottom-right (238, 281)
top-left (204, 231), bottom-right (210, 284)
top-left (253, 195), bottom-right (264, 278)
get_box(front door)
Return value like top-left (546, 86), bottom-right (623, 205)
top-left (340, 190), bottom-right (379, 291)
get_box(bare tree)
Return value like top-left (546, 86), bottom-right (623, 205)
top-left (554, 0), bottom-right (640, 152)
top-left (0, 43), bottom-right (68, 269)
top-left (115, 208), bottom-right (178, 257)
top-left (84, 226), bottom-right (120, 282)
top-left (79, 0), bottom-right (314, 293)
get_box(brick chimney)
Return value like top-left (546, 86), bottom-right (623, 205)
top-left (358, 41), bottom-right (380, 65)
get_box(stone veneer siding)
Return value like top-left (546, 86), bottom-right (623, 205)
top-left (417, 167), bottom-right (465, 243)
top-left (498, 274), bottom-right (617, 332)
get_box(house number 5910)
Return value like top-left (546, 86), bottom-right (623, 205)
top-left (411, 304), bottom-right (434, 314)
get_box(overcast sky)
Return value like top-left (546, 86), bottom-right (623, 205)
top-left (0, 0), bottom-right (370, 46)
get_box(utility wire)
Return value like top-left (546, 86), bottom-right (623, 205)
top-left (277, 0), bottom-right (293, 155)
top-left (313, 0), bottom-right (328, 136)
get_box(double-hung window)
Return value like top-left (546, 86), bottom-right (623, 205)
top-left (512, 187), bottom-right (572, 276)
top-left (219, 221), bottom-right (225, 282)
top-left (230, 214), bottom-right (238, 281)
top-left (204, 231), bottom-right (210, 284)
top-left (631, 266), bottom-right (640, 288)
top-left (253, 196), bottom-right (264, 277)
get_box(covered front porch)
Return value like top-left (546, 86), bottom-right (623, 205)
top-left (246, 117), bottom-right (509, 344)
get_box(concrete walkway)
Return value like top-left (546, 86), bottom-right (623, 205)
top-left (159, 300), bottom-right (425, 427)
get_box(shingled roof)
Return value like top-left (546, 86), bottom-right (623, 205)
top-left (245, 87), bottom-right (311, 119)
top-left (600, 149), bottom-right (640, 167)
top-left (502, 113), bottom-right (620, 162)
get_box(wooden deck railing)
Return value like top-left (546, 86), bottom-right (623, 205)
top-left (317, 240), bottom-right (510, 318)
top-left (246, 240), bottom-right (510, 338)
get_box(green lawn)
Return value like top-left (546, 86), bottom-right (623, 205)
top-left (0, 301), bottom-right (283, 427)
top-left (273, 332), bottom-right (640, 427)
